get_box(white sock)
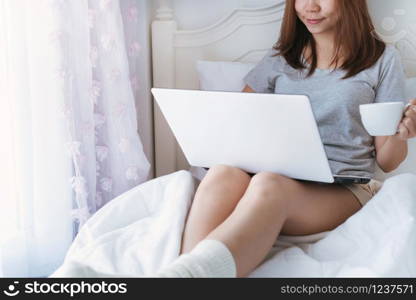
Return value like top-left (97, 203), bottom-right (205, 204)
top-left (155, 239), bottom-right (237, 278)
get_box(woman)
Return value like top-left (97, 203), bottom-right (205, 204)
top-left (157, 0), bottom-right (416, 278)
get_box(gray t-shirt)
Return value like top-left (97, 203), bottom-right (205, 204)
top-left (243, 45), bottom-right (407, 178)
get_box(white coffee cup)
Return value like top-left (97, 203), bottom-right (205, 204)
top-left (359, 102), bottom-right (411, 136)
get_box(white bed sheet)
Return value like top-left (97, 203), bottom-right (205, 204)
top-left (51, 170), bottom-right (416, 278)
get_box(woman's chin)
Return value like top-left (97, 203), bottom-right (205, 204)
top-left (307, 27), bottom-right (334, 35)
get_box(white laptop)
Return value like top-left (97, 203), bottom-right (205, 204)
top-left (151, 88), bottom-right (372, 184)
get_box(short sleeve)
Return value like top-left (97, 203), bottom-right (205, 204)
top-left (243, 49), bottom-right (278, 93)
top-left (374, 47), bottom-right (407, 104)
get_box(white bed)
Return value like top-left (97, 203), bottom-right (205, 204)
top-left (51, 1), bottom-right (416, 278)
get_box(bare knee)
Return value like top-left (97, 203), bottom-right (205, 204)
top-left (195, 164), bottom-right (251, 201)
top-left (243, 172), bottom-right (293, 214)
top-left (201, 165), bottom-right (251, 189)
top-left (249, 171), bottom-right (292, 197)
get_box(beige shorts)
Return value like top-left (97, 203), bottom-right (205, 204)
top-left (341, 179), bottom-right (383, 207)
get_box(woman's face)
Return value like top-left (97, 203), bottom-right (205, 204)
top-left (295, 0), bottom-right (340, 35)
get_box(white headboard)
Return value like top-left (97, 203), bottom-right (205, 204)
top-left (151, 1), bottom-right (416, 178)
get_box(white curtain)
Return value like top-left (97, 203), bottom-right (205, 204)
top-left (0, 0), bottom-right (151, 277)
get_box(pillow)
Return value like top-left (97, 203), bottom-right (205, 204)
top-left (196, 60), bottom-right (416, 180)
top-left (196, 60), bottom-right (255, 92)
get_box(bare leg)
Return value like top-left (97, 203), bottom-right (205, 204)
top-left (180, 165), bottom-right (251, 254)
top-left (205, 172), bottom-right (361, 277)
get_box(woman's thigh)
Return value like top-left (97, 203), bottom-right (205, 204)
top-left (280, 180), bottom-right (362, 236)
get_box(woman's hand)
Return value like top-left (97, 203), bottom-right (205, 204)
top-left (395, 99), bottom-right (416, 141)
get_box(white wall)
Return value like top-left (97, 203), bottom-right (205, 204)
top-left (368, 0), bottom-right (416, 36)
top-left (152, 0), bottom-right (415, 32)
top-left (152, 0), bottom-right (276, 30)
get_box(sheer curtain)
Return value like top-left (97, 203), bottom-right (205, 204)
top-left (0, 0), bottom-right (151, 277)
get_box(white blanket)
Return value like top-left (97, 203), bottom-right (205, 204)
top-left (51, 170), bottom-right (416, 277)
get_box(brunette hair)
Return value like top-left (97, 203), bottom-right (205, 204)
top-left (274, 0), bottom-right (385, 79)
